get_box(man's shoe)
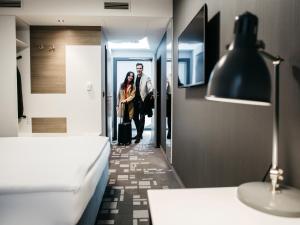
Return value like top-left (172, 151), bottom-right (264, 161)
top-left (132, 135), bottom-right (143, 140)
top-left (135, 138), bottom-right (141, 144)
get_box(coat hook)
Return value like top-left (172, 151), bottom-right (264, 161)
top-left (48, 44), bottom-right (55, 52)
top-left (38, 43), bottom-right (44, 50)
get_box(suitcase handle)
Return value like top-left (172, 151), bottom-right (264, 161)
top-left (119, 102), bottom-right (126, 124)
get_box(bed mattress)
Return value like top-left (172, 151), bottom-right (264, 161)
top-left (0, 136), bottom-right (110, 225)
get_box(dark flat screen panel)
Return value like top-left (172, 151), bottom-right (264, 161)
top-left (178, 4), bottom-right (207, 88)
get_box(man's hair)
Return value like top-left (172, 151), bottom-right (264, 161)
top-left (136, 63), bottom-right (144, 69)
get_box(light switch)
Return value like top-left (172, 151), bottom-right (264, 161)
top-left (86, 81), bottom-right (93, 92)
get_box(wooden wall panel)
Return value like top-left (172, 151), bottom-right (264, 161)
top-left (32, 117), bottom-right (67, 133)
top-left (30, 26), bottom-right (101, 93)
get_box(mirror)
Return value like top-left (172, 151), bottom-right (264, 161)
top-left (166, 20), bottom-right (173, 161)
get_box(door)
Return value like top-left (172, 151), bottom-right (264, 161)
top-left (156, 57), bottom-right (162, 148)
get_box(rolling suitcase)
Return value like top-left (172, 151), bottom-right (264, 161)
top-left (118, 103), bottom-right (132, 145)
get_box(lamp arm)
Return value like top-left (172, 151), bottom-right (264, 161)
top-left (259, 50), bottom-right (284, 63)
top-left (260, 50), bottom-right (284, 193)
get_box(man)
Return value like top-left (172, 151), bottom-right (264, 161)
top-left (133, 63), bottom-right (153, 143)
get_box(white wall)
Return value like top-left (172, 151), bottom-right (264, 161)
top-left (0, 16), bottom-right (18, 137)
top-left (19, 45), bottom-right (102, 135)
top-left (66, 46), bottom-right (102, 134)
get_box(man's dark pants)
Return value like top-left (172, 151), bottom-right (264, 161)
top-left (133, 99), bottom-right (145, 138)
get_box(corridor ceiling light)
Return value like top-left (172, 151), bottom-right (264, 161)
top-left (107, 37), bottom-right (150, 50)
top-left (178, 42), bottom-right (203, 51)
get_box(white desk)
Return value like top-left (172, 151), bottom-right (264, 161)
top-left (147, 187), bottom-right (300, 225)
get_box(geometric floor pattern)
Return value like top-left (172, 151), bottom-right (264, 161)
top-left (95, 132), bottom-right (183, 225)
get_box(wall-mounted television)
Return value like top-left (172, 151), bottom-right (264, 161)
top-left (178, 4), bottom-right (207, 88)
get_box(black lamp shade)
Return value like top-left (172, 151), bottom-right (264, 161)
top-left (206, 12), bottom-right (271, 105)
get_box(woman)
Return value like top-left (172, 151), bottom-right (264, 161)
top-left (117, 71), bottom-right (136, 123)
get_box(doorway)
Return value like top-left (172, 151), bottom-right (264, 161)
top-left (112, 58), bottom-right (153, 141)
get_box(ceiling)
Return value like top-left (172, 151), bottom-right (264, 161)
top-left (0, 0), bottom-right (172, 51)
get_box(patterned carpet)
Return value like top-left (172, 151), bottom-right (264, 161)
top-left (95, 132), bottom-right (182, 225)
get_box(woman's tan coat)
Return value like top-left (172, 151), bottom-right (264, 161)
top-left (117, 84), bottom-right (136, 119)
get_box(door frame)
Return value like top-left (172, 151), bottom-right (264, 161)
top-left (112, 57), bottom-right (153, 141)
top-left (104, 45), bottom-right (108, 137)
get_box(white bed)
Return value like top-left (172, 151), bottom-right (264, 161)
top-left (0, 136), bottom-right (110, 225)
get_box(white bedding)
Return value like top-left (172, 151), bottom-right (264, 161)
top-left (0, 136), bottom-right (110, 225)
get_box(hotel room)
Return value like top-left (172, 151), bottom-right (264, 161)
top-left (0, 0), bottom-right (300, 225)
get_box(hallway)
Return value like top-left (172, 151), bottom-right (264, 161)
top-left (96, 132), bottom-right (182, 225)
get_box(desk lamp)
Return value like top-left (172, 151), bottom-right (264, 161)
top-left (206, 12), bottom-right (300, 217)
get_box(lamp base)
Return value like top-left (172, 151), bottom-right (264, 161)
top-left (237, 182), bottom-right (300, 217)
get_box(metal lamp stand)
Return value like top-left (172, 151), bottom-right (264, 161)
top-left (237, 50), bottom-right (300, 217)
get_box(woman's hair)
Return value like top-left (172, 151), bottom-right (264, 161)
top-left (121, 71), bottom-right (135, 89)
